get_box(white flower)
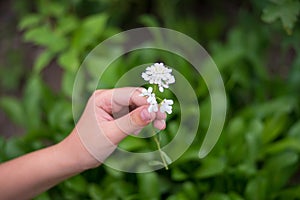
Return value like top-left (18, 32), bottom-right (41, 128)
top-left (147, 93), bottom-right (156, 104)
top-left (160, 99), bottom-right (174, 114)
top-left (139, 87), bottom-right (158, 113)
top-left (147, 93), bottom-right (158, 113)
top-left (139, 63), bottom-right (176, 114)
top-left (141, 63), bottom-right (175, 92)
top-left (148, 102), bottom-right (158, 113)
top-left (139, 87), bottom-right (153, 97)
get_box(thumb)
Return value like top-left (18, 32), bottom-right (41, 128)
top-left (104, 105), bottom-right (156, 144)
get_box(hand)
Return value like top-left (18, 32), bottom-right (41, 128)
top-left (0, 87), bottom-right (166, 200)
top-left (64, 87), bottom-right (167, 169)
top-left (91, 87), bottom-right (166, 143)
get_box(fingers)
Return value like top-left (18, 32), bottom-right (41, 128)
top-left (94, 87), bottom-right (147, 115)
top-left (152, 110), bottom-right (166, 130)
top-left (94, 87), bottom-right (167, 144)
top-left (156, 110), bottom-right (167, 120)
top-left (153, 119), bottom-right (166, 130)
top-left (75, 88), bottom-right (169, 163)
top-left (103, 105), bottom-right (156, 144)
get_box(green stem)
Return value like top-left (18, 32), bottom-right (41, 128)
top-left (156, 96), bottom-right (163, 102)
top-left (151, 84), bottom-right (163, 103)
top-left (153, 132), bottom-right (169, 170)
top-left (151, 84), bottom-right (168, 169)
top-left (153, 84), bottom-right (158, 93)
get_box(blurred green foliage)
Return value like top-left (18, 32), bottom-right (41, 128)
top-left (1, 0), bottom-right (300, 199)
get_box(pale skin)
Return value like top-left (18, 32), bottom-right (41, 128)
top-left (0, 87), bottom-right (166, 200)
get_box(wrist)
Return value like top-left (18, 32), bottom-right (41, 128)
top-left (57, 129), bottom-right (101, 172)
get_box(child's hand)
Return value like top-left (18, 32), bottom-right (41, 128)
top-left (69, 87), bottom-right (166, 168)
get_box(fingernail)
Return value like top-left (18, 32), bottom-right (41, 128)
top-left (140, 108), bottom-right (151, 122)
top-left (160, 120), bottom-right (166, 129)
top-left (154, 120), bottom-right (166, 130)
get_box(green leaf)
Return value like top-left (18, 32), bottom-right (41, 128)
top-left (182, 182), bottom-right (198, 200)
top-left (195, 157), bottom-right (226, 179)
top-left (171, 167), bottom-right (189, 181)
top-left (227, 117), bottom-right (246, 139)
top-left (104, 166), bottom-right (124, 178)
top-left (250, 97), bottom-right (295, 119)
top-left (18, 14), bottom-right (41, 30)
top-left (33, 192), bottom-right (51, 200)
top-left (245, 176), bottom-right (267, 200)
top-left (0, 97), bottom-right (25, 127)
top-left (4, 137), bottom-right (24, 159)
top-left (275, 185), bottom-right (300, 199)
top-left (148, 160), bottom-right (165, 167)
top-left (166, 194), bottom-right (189, 200)
top-left (288, 120), bottom-right (300, 139)
top-left (72, 13), bottom-right (108, 51)
top-left (161, 150), bottom-right (172, 164)
top-left (48, 100), bottom-right (73, 131)
top-left (56, 16), bottom-right (79, 35)
top-left (114, 181), bottom-right (135, 198)
top-left (245, 119), bottom-right (263, 162)
top-left (88, 184), bottom-right (103, 200)
top-left (62, 71), bottom-right (76, 97)
top-left (138, 172), bottom-right (159, 199)
top-left (24, 26), bottom-right (68, 52)
top-left (261, 114), bottom-right (287, 144)
top-left (263, 152), bottom-right (298, 190)
top-left (0, 137), bottom-right (6, 161)
top-left (118, 136), bottom-right (148, 151)
top-left (0, 58), bottom-right (24, 91)
top-left (262, 0), bottom-right (300, 34)
top-left (139, 15), bottom-right (160, 27)
top-left (204, 193), bottom-right (231, 200)
top-left (58, 49), bottom-right (79, 72)
top-left (23, 76), bottom-right (44, 130)
top-left (228, 192), bottom-right (244, 200)
top-left (37, 0), bottom-right (66, 18)
top-left (262, 138), bottom-right (300, 155)
top-left (64, 175), bottom-right (87, 194)
top-left (264, 151), bottom-right (298, 170)
top-left (34, 51), bottom-right (54, 73)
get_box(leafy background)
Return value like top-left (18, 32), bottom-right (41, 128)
top-left (1, 0), bottom-right (300, 199)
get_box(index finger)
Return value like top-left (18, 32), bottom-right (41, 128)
top-left (94, 87), bottom-right (148, 114)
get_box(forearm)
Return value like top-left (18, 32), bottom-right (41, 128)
top-left (0, 130), bottom-right (99, 200)
top-left (0, 146), bottom-right (77, 199)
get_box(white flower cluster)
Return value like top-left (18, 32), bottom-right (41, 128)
top-left (142, 62), bottom-right (175, 92)
top-left (140, 63), bottom-right (175, 114)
